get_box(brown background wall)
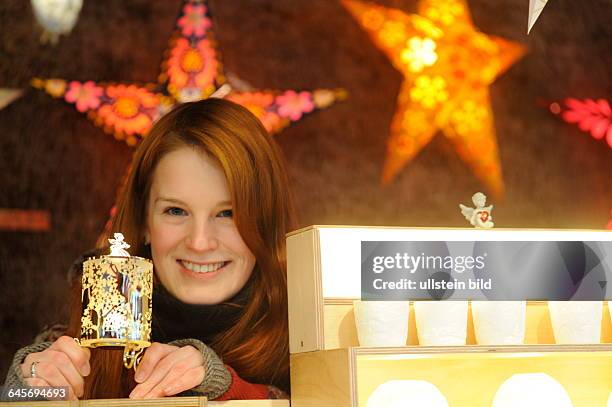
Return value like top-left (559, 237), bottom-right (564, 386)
top-left (1, 0), bottom-right (611, 379)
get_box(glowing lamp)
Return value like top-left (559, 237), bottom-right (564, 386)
top-left (492, 373), bottom-right (573, 407)
top-left (366, 380), bottom-right (449, 407)
top-left (77, 233), bottom-right (153, 369)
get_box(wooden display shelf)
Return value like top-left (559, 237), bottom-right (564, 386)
top-left (290, 344), bottom-right (612, 407)
top-left (321, 298), bottom-right (612, 348)
top-left (287, 225), bottom-right (612, 353)
top-left (0, 397), bottom-right (289, 407)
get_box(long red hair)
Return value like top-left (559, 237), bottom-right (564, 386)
top-left (67, 99), bottom-right (297, 398)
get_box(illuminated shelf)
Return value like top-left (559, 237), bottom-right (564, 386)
top-left (287, 225), bottom-right (612, 353)
top-left (290, 344), bottom-right (612, 407)
top-left (320, 298), bottom-right (611, 349)
top-left (287, 226), bottom-right (612, 407)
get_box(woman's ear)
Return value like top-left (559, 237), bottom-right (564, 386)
top-left (144, 231), bottom-right (151, 245)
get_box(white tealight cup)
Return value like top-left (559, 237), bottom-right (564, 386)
top-left (548, 301), bottom-right (603, 344)
top-left (353, 300), bottom-right (410, 347)
top-left (471, 301), bottom-right (526, 345)
top-left (413, 301), bottom-right (468, 345)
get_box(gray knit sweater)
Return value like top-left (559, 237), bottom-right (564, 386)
top-left (2, 335), bottom-right (231, 401)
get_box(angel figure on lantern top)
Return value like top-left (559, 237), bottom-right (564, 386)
top-left (459, 192), bottom-right (494, 228)
top-left (108, 233), bottom-right (131, 257)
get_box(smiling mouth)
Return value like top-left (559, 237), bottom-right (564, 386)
top-left (178, 259), bottom-right (229, 273)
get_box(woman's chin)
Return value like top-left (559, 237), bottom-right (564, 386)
top-left (171, 284), bottom-right (227, 305)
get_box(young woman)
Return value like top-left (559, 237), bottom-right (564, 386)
top-left (4, 98), bottom-right (297, 400)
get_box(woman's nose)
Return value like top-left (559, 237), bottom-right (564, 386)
top-left (186, 220), bottom-right (219, 251)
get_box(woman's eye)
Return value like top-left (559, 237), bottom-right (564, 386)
top-left (164, 207), bottom-right (187, 216)
top-left (217, 209), bottom-right (233, 218)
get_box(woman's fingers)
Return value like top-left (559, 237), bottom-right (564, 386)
top-left (34, 351), bottom-right (85, 397)
top-left (130, 344), bottom-right (203, 399)
top-left (146, 366), bottom-right (205, 398)
top-left (20, 353), bottom-right (39, 379)
top-left (130, 343), bottom-right (179, 398)
top-left (23, 378), bottom-right (50, 387)
top-left (133, 343), bottom-right (175, 384)
top-left (49, 336), bottom-right (91, 376)
top-left (23, 362), bottom-right (78, 400)
top-left (131, 348), bottom-right (191, 398)
top-left (19, 336), bottom-right (90, 399)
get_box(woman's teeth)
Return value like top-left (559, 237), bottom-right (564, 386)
top-left (181, 260), bottom-right (225, 273)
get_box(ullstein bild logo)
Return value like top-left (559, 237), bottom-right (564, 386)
top-left (361, 241), bottom-right (612, 301)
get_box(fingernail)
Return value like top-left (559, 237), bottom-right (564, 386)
top-left (129, 390), bottom-right (139, 399)
top-left (163, 386), bottom-right (175, 396)
top-left (82, 365), bottom-right (91, 376)
top-left (134, 371), bottom-right (143, 382)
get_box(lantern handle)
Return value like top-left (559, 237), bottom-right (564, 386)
top-left (123, 345), bottom-right (145, 370)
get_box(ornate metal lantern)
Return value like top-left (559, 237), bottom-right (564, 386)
top-left (77, 233), bottom-right (153, 369)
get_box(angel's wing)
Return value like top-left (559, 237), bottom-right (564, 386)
top-left (459, 204), bottom-right (474, 221)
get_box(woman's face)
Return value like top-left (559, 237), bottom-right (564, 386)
top-left (146, 147), bottom-right (256, 305)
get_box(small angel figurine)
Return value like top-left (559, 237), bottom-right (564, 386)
top-left (108, 233), bottom-right (131, 257)
top-left (459, 192), bottom-right (494, 228)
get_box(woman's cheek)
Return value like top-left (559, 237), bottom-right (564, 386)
top-left (151, 220), bottom-right (185, 250)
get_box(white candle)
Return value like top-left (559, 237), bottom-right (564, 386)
top-left (548, 301), bottom-right (603, 344)
top-left (414, 301), bottom-right (468, 345)
top-left (471, 301), bottom-right (526, 345)
top-left (353, 301), bottom-right (410, 347)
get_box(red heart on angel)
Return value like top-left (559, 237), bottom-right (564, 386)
top-left (478, 211), bottom-right (489, 222)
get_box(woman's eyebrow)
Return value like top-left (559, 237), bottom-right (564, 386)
top-left (155, 198), bottom-right (232, 207)
top-left (155, 197), bottom-right (187, 205)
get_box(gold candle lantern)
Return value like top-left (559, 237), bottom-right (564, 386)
top-left (78, 233), bottom-right (153, 369)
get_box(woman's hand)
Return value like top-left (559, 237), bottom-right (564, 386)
top-left (129, 342), bottom-right (205, 399)
top-left (20, 336), bottom-right (91, 400)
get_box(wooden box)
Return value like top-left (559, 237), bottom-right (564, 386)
top-left (290, 345), bottom-right (612, 407)
top-left (287, 226), bottom-right (612, 353)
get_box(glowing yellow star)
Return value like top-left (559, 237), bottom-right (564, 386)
top-left (343, 0), bottom-right (526, 198)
